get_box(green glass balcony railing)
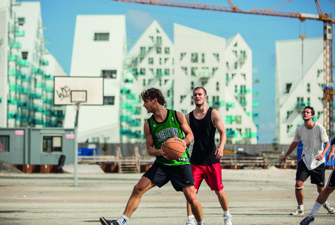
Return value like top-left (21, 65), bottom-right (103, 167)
top-left (8, 69), bottom-right (20, 76)
top-left (16, 59), bottom-right (30, 67)
top-left (14, 30), bottom-right (25, 37)
top-left (226, 102), bottom-right (235, 108)
top-left (243, 132), bottom-right (258, 138)
top-left (252, 102), bottom-right (259, 107)
top-left (8, 54), bottom-right (19, 61)
top-left (9, 42), bottom-right (21, 49)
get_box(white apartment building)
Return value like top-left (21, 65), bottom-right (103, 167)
top-left (64, 15), bottom-right (127, 143)
top-left (275, 37), bottom-right (324, 144)
top-left (0, 0), bottom-right (66, 128)
top-left (120, 20), bottom-right (175, 143)
top-left (67, 16), bottom-right (258, 144)
top-left (174, 24), bottom-right (257, 144)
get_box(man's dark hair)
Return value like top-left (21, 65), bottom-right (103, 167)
top-left (141, 88), bottom-right (166, 106)
top-left (304, 106), bottom-right (315, 116)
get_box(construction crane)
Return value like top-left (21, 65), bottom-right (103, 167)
top-left (109, 0), bottom-right (335, 136)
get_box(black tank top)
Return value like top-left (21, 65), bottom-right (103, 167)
top-left (189, 107), bottom-right (219, 165)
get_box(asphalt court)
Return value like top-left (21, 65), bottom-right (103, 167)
top-left (1, 166), bottom-right (335, 225)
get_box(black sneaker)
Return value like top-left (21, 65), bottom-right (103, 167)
top-left (100, 217), bottom-right (119, 225)
top-left (300, 215), bottom-right (314, 225)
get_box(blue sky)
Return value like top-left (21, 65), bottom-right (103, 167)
top-left (22, 0), bottom-right (335, 143)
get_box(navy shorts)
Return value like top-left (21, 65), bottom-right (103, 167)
top-left (143, 162), bottom-right (194, 192)
top-left (296, 160), bottom-right (325, 187)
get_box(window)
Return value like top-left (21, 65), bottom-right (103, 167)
top-left (165, 68), bottom-right (170, 75)
top-left (102, 70), bottom-right (117, 78)
top-left (148, 58), bottom-right (154, 65)
top-left (17, 17), bottom-right (25, 26)
top-left (94, 33), bottom-right (109, 41)
top-left (285, 83), bottom-right (292, 93)
top-left (104, 96), bottom-right (115, 105)
top-left (191, 81), bottom-right (194, 90)
top-left (43, 136), bottom-right (62, 152)
top-left (165, 47), bottom-right (170, 54)
top-left (307, 83), bottom-right (310, 93)
top-left (181, 67), bottom-right (188, 75)
top-left (21, 51), bottom-right (28, 60)
top-left (216, 82), bottom-right (220, 91)
top-left (235, 115), bottom-right (242, 124)
top-left (234, 62), bottom-right (238, 69)
top-left (213, 53), bottom-right (220, 62)
top-left (180, 52), bottom-right (187, 61)
top-left (0, 136), bottom-right (9, 152)
top-left (140, 68), bottom-right (145, 75)
top-left (201, 53), bottom-right (205, 63)
top-left (156, 47), bottom-right (162, 54)
top-left (140, 46), bottom-right (146, 55)
top-left (191, 53), bottom-right (198, 63)
top-left (191, 67), bottom-right (198, 76)
top-left (156, 36), bottom-right (162, 45)
top-left (191, 95), bottom-right (194, 105)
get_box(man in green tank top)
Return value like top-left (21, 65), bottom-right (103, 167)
top-left (100, 88), bottom-right (205, 225)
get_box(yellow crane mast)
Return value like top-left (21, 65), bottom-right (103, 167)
top-left (109, 0), bottom-right (335, 136)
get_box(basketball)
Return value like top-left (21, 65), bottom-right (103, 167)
top-left (162, 137), bottom-right (186, 160)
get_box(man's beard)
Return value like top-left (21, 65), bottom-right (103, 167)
top-left (195, 102), bottom-right (204, 107)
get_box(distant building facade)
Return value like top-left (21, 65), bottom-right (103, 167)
top-left (0, 0), bottom-right (66, 129)
top-left (275, 37), bottom-right (324, 144)
top-left (68, 17), bottom-right (258, 144)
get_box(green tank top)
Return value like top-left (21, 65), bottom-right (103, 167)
top-left (147, 109), bottom-right (190, 166)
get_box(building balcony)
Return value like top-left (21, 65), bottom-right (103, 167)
top-left (14, 30), bottom-right (25, 37)
top-left (9, 42), bottom-right (21, 49)
top-left (8, 69), bottom-right (20, 76)
top-left (43, 98), bottom-right (53, 104)
top-left (121, 88), bottom-right (131, 94)
top-left (8, 54), bottom-right (19, 61)
top-left (16, 59), bottom-right (30, 67)
top-left (31, 68), bottom-right (44, 75)
top-left (295, 102), bottom-right (310, 108)
top-left (243, 132), bottom-right (257, 138)
top-left (209, 100), bottom-right (225, 107)
top-left (226, 102), bottom-right (235, 108)
top-left (29, 93), bottom-right (42, 99)
top-left (252, 102), bottom-right (259, 107)
top-left (226, 130), bottom-right (238, 138)
top-left (126, 93), bottom-right (136, 99)
top-left (225, 116), bottom-right (235, 124)
top-left (239, 100), bottom-right (247, 106)
top-left (237, 89), bottom-right (251, 95)
top-left (8, 98), bottom-right (18, 105)
top-left (39, 59), bottom-right (49, 66)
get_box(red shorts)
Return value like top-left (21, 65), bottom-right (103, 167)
top-left (191, 163), bottom-right (223, 192)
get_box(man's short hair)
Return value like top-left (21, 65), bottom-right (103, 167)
top-left (193, 87), bottom-right (207, 96)
top-left (304, 106), bottom-right (315, 116)
top-left (141, 88), bottom-right (166, 106)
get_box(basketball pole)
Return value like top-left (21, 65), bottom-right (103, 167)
top-left (74, 102), bottom-right (80, 187)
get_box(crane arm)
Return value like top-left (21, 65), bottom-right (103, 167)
top-left (108, 0), bottom-right (335, 23)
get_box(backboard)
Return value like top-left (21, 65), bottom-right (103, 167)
top-left (54, 77), bottom-right (103, 105)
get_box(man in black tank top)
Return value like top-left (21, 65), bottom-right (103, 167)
top-left (185, 87), bottom-right (232, 225)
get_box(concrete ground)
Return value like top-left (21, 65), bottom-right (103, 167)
top-left (1, 165), bottom-right (335, 225)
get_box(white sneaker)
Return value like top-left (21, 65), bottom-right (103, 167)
top-left (224, 214), bottom-right (232, 225)
top-left (186, 219), bottom-right (195, 225)
top-left (290, 207), bottom-right (304, 216)
top-left (323, 203), bottom-right (335, 214)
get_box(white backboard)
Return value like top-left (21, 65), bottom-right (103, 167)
top-left (54, 77), bottom-right (103, 105)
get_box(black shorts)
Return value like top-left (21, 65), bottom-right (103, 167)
top-left (326, 168), bottom-right (335, 187)
top-left (143, 162), bottom-right (194, 192)
top-left (296, 160), bottom-right (325, 187)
